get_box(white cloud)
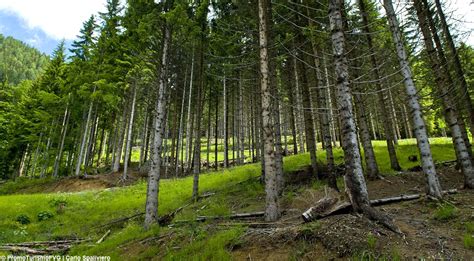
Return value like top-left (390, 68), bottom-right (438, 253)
top-left (0, 0), bottom-right (109, 40)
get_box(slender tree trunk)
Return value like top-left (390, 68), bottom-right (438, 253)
top-left (185, 51), bottom-right (195, 171)
top-left (286, 61), bottom-right (298, 155)
top-left (30, 133), bottom-right (44, 177)
top-left (259, 0), bottom-right (280, 221)
top-left (53, 104), bottom-right (70, 177)
top-left (215, 86), bottom-right (219, 170)
top-left (311, 47), bottom-right (338, 187)
top-left (18, 144), bottom-right (29, 178)
top-left (140, 108), bottom-right (150, 170)
top-left (40, 120), bottom-right (56, 178)
top-left (329, 0), bottom-right (370, 211)
top-left (422, 0), bottom-right (472, 157)
top-left (358, 0), bottom-right (401, 171)
top-left (75, 87), bottom-right (95, 176)
top-left (123, 82), bottom-right (138, 180)
top-left (297, 54), bottom-right (318, 177)
top-left (402, 103), bottom-right (413, 138)
top-left (293, 55), bottom-right (306, 154)
top-left (238, 72), bottom-right (245, 164)
top-left (144, 25), bottom-right (171, 229)
top-left (434, 0), bottom-right (474, 139)
top-left (176, 66), bottom-right (188, 176)
top-left (355, 93), bottom-right (380, 179)
top-left (384, 0), bottom-right (444, 197)
top-left (413, 0), bottom-right (474, 189)
top-left (223, 75), bottom-right (229, 168)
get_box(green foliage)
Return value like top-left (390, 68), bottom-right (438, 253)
top-left (15, 214), bottom-right (30, 225)
top-left (433, 203), bottom-right (457, 221)
top-left (164, 227), bottom-right (244, 261)
top-left (367, 232), bottom-right (377, 250)
top-left (0, 34), bottom-right (49, 85)
top-left (463, 234), bottom-right (474, 249)
top-left (37, 211), bottom-right (54, 221)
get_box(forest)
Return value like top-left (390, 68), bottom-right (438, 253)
top-left (0, 0), bottom-right (474, 259)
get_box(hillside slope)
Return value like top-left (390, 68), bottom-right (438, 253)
top-left (0, 34), bottom-right (49, 85)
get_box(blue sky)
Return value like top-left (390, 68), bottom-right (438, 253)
top-left (0, 10), bottom-right (69, 55)
top-left (0, 0), bottom-right (110, 56)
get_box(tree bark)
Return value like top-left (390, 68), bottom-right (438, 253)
top-left (358, 0), bottom-right (401, 172)
top-left (297, 54), bottom-right (319, 177)
top-left (223, 74), bottom-right (229, 168)
top-left (413, 0), bottom-right (474, 189)
top-left (185, 50), bottom-right (195, 172)
top-left (75, 87), bottom-right (95, 176)
top-left (259, 0), bottom-right (280, 221)
top-left (53, 103), bottom-right (70, 177)
top-left (434, 0), bottom-right (474, 139)
top-left (383, 0), bottom-right (443, 197)
top-left (144, 24), bottom-right (171, 229)
top-left (123, 82), bottom-right (138, 180)
top-left (329, 0), bottom-right (370, 211)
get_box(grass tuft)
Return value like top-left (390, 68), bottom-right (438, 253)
top-left (433, 203), bottom-right (457, 221)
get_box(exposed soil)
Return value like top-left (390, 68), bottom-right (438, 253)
top-left (233, 165), bottom-right (474, 260)
top-left (14, 170), bottom-right (147, 194)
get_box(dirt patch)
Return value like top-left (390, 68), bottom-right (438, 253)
top-left (15, 170), bottom-right (146, 194)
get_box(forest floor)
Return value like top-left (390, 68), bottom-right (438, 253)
top-left (231, 164), bottom-right (474, 260)
top-left (0, 138), bottom-right (473, 260)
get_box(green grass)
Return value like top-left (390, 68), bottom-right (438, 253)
top-left (0, 137), bottom-right (460, 259)
top-left (433, 203), bottom-right (458, 221)
top-left (463, 234), bottom-right (474, 249)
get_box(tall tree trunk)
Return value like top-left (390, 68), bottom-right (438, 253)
top-left (358, 0), bottom-right (401, 171)
top-left (30, 133), bottom-right (44, 177)
top-left (384, 0), bottom-right (443, 197)
top-left (297, 55), bottom-right (318, 177)
top-left (144, 25), bottom-right (171, 229)
top-left (293, 55), bottom-right (306, 154)
top-left (259, 0), bottom-right (280, 221)
top-left (185, 50), bottom-right (195, 172)
top-left (123, 82), bottom-right (138, 180)
top-left (312, 47), bottom-right (338, 187)
top-left (238, 72), bottom-right (245, 164)
top-left (285, 61), bottom-right (298, 155)
top-left (223, 75), bottom-right (229, 168)
top-left (402, 103), bottom-right (413, 138)
top-left (75, 87), bottom-right (95, 176)
top-left (413, 0), bottom-right (474, 189)
top-left (53, 104), bottom-right (70, 177)
top-left (329, 0), bottom-right (370, 211)
top-left (434, 0), bottom-right (474, 139)
top-left (113, 101), bottom-right (128, 173)
top-left (176, 66), bottom-right (188, 176)
top-left (422, 0), bottom-right (472, 157)
top-left (215, 86), bottom-right (219, 170)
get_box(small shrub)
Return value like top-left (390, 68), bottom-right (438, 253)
top-left (463, 234), bottom-right (474, 249)
top-left (367, 232), bottom-right (377, 250)
top-left (37, 211), bottom-right (54, 221)
top-left (49, 198), bottom-right (68, 214)
top-left (465, 222), bottom-right (474, 233)
top-left (16, 214), bottom-right (31, 225)
top-left (433, 203), bottom-right (457, 221)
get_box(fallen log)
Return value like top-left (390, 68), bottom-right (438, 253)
top-left (196, 211), bottom-right (265, 222)
top-left (0, 246), bottom-right (48, 255)
top-left (173, 211), bottom-right (267, 224)
top-left (2, 239), bottom-right (85, 247)
top-left (302, 189), bottom-right (458, 223)
top-left (96, 229), bottom-right (111, 244)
